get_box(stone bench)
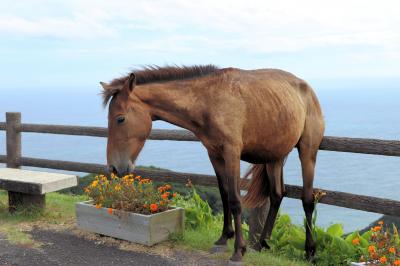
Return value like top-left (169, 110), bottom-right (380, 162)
top-left (0, 168), bottom-right (78, 212)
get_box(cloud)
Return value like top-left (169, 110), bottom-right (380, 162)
top-left (1, 0), bottom-right (399, 52)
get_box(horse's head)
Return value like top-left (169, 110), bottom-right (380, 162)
top-left (101, 73), bottom-right (152, 176)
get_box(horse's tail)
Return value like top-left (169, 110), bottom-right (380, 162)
top-left (241, 164), bottom-right (270, 208)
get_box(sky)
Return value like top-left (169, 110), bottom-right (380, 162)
top-left (1, 0), bottom-right (400, 91)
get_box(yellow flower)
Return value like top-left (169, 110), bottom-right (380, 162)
top-left (91, 180), bottom-right (99, 188)
top-left (114, 184), bottom-right (122, 191)
top-left (352, 238), bottom-right (360, 246)
top-left (378, 221), bottom-right (384, 225)
top-left (111, 173), bottom-right (117, 179)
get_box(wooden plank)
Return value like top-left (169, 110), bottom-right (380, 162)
top-left (6, 113), bottom-right (21, 168)
top-left (76, 201), bottom-right (184, 246)
top-left (17, 157), bottom-right (400, 216)
top-left (21, 123), bottom-right (107, 137)
top-left (320, 136), bottom-right (400, 157)
top-left (13, 123), bottom-right (400, 156)
top-left (19, 124), bottom-right (199, 141)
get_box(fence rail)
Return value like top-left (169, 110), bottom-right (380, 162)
top-left (1, 112), bottom-right (400, 217)
top-left (1, 122), bottom-right (400, 156)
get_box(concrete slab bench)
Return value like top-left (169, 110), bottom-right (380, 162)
top-left (0, 168), bottom-right (78, 212)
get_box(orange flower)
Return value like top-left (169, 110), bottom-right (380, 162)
top-left (379, 256), bottom-right (387, 264)
top-left (372, 226), bottom-right (381, 232)
top-left (150, 203), bottom-right (158, 212)
top-left (95, 203), bottom-right (102, 209)
top-left (135, 175), bottom-right (141, 180)
top-left (352, 238), bottom-right (360, 245)
top-left (389, 247), bottom-right (396, 254)
top-left (143, 204), bottom-right (148, 208)
top-left (165, 184), bottom-right (171, 190)
top-left (161, 193), bottom-right (168, 199)
top-left (378, 221), bottom-right (384, 225)
top-left (91, 180), bottom-right (99, 188)
top-left (107, 208), bottom-right (113, 215)
top-left (160, 201), bottom-right (164, 206)
top-left (394, 260), bottom-right (400, 265)
top-left (84, 187), bottom-right (90, 193)
top-left (172, 193), bottom-right (177, 198)
top-left (368, 245), bottom-right (376, 253)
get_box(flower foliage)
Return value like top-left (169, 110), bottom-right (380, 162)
top-left (361, 221), bottom-right (400, 265)
top-left (84, 174), bottom-right (176, 215)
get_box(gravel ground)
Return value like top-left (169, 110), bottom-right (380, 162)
top-left (0, 229), bottom-right (225, 266)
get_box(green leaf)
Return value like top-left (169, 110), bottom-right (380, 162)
top-left (326, 224), bottom-right (344, 237)
top-left (345, 231), bottom-right (359, 244)
top-left (361, 230), bottom-right (372, 241)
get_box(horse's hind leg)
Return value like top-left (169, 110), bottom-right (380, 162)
top-left (255, 159), bottom-right (285, 251)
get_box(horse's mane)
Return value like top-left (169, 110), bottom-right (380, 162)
top-left (102, 64), bottom-right (219, 106)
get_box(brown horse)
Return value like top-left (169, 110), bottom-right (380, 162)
top-left (101, 65), bottom-right (325, 262)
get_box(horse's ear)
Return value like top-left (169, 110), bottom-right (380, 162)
top-left (127, 73), bottom-right (136, 93)
top-left (100, 81), bottom-right (112, 90)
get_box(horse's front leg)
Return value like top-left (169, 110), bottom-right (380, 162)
top-left (224, 147), bottom-right (246, 262)
top-left (208, 154), bottom-right (234, 252)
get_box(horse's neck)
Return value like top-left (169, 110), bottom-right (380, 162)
top-left (135, 83), bottom-right (201, 133)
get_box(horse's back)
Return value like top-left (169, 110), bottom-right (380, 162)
top-left (210, 68), bottom-right (324, 161)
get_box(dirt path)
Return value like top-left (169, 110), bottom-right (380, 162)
top-left (0, 228), bottom-right (225, 266)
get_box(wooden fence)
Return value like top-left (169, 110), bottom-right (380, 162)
top-left (1, 112), bottom-right (400, 216)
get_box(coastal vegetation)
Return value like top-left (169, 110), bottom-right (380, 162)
top-left (1, 172), bottom-right (399, 265)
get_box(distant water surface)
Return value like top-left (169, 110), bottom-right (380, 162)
top-left (0, 80), bottom-right (399, 232)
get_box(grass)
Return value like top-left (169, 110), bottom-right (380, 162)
top-left (0, 186), bottom-right (308, 265)
top-left (171, 220), bottom-right (310, 266)
top-left (0, 189), bottom-right (86, 246)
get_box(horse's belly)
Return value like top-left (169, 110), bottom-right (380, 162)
top-left (240, 151), bottom-right (277, 164)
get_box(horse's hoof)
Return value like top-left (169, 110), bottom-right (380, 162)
top-left (229, 252), bottom-right (243, 264)
top-left (253, 240), bottom-right (270, 252)
top-left (305, 248), bottom-right (316, 262)
top-left (210, 244), bottom-right (228, 254)
top-left (228, 259), bottom-right (244, 266)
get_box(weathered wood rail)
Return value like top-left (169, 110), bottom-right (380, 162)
top-left (1, 112), bottom-right (400, 216)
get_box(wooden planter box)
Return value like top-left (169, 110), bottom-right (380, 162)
top-left (76, 201), bottom-right (184, 246)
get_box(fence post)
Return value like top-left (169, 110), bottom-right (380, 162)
top-left (6, 112), bottom-right (21, 168)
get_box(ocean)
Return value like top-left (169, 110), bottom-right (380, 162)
top-left (0, 78), bottom-right (399, 232)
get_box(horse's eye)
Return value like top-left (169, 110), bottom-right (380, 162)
top-left (116, 116), bottom-right (125, 124)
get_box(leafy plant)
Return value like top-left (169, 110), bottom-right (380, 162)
top-left (172, 181), bottom-right (214, 229)
top-left (361, 221), bottom-right (400, 265)
top-left (85, 174), bottom-right (176, 214)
